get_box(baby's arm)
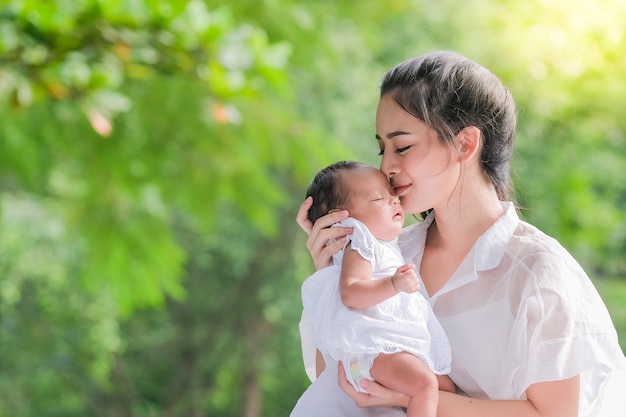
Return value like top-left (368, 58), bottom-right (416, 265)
top-left (340, 243), bottom-right (419, 309)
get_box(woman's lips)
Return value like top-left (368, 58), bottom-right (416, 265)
top-left (393, 183), bottom-right (410, 196)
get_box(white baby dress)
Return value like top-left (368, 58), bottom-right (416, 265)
top-left (300, 217), bottom-right (451, 391)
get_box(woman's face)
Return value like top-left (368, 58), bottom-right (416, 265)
top-left (376, 95), bottom-right (461, 215)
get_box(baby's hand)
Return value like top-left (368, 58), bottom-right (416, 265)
top-left (391, 264), bottom-right (420, 293)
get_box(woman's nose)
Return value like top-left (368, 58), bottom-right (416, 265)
top-left (380, 153), bottom-right (396, 178)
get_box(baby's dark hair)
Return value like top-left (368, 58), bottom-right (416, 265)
top-left (306, 160), bottom-right (369, 223)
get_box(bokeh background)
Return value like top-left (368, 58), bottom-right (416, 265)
top-left (0, 0), bottom-right (624, 416)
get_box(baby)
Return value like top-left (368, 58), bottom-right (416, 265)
top-left (293, 161), bottom-right (454, 417)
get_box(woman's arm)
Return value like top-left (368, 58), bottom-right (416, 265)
top-left (437, 375), bottom-right (579, 417)
top-left (296, 197), bottom-right (353, 270)
top-left (338, 362), bottom-right (410, 408)
top-left (339, 369), bottom-right (580, 417)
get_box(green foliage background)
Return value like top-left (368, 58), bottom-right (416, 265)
top-left (0, 0), bottom-right (624, 416)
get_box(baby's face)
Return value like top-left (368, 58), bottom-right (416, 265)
top-left (342, 166), bottom-right (404, 241)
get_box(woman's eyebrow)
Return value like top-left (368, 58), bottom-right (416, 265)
top-left (375, 130), bottom-right (410, 140)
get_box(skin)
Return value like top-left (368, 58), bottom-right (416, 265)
top-left (296, 95), bottom-right (580, 416)
top-left (337, 166), bottom-right (404, 242)
top-left (334, 166), bottom-right (455, 416)
top-left (336, 166), bottom-right (415, 309)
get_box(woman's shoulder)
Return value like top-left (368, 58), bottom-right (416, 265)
top-left (505, 220), bottom-right (592, 299)
top-left (508, 220), bottom-right (577, 265)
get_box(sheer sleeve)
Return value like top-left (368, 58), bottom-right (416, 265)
top-left (299, 313), bottom-right (317, 382)
top-left (334, 218), bottom-right (381, 267)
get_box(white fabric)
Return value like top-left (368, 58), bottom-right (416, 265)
top-left (290, 358), bottom-right (407, 417)
top-left (299, 315), bottom-right (318, 383)
top-left (300, 217), bottom-right (450, 391)
top-left (297, 203), bottom-right (626, 416)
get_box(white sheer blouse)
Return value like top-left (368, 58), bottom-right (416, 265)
top-left (299, 202), bottom-right (626, 416)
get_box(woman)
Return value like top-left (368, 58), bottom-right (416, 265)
top-left (295, 51), bottom-right (626, 416)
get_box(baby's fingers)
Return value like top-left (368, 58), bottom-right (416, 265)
top-left (397, 264), bottom-right (416, 273)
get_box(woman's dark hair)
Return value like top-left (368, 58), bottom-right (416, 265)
top-left (306, 160), bottom-right (369, 223)
top-left (380, 51), bottom-right (517, 202)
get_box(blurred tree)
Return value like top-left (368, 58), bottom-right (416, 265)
top-left (0, 1), bottom-right (342, 415)
top-left (479, 0), bottom-right (626, 275)
top-left (0, 195), bottom-right (120, 416)
top-left (0, 0), bottom-right (339, 314)
top-left (84, 204), bottom-right (308, 417)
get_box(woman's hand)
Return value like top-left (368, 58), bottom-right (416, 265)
top-left (337, 362), bottom-right (409, 409)
top-left (296, 197), bottom-right (353, 270)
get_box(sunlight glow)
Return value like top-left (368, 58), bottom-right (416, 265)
top-left (497, 0), bottom-right (625, 79)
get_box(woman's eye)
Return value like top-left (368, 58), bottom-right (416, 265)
top-left (378, 145), bottom-right (410, 156)
top-left (396, 145), bottom-right (411, 154)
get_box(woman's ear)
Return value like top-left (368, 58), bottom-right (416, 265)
top-left (456, 126), bottom-right (481, 162)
